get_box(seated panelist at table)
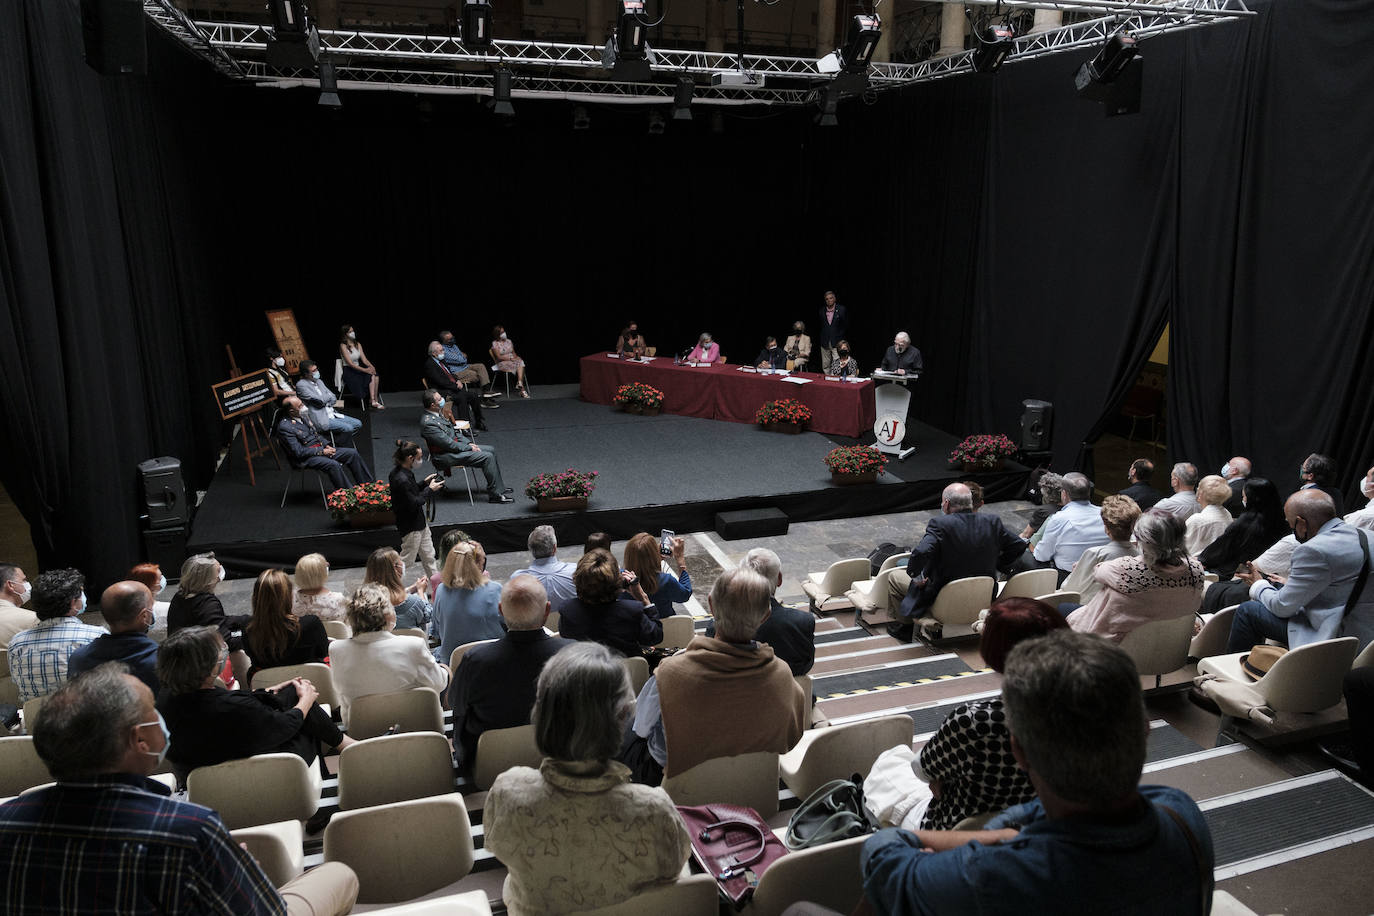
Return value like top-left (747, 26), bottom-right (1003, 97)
top-left (687, 332), bottom-right (721, 364)
top-left (784, 322), bottom-right (812, 372)
top-left (755, 336), bottom-right (787, 370)
top-left (826, 339), bottom-right (860, 378)
top-left (879, 331), bottom-right (923, 376)
top-left (617, 321), bottom-right (646, 359)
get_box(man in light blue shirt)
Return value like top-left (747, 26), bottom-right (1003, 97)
top-left (7, 569), bottom-right (106, 704)
top-left (439, 329), bottom-right (496, 397)
top-left (1032, 472), bottom-right (1110, 577)
top-left (510, 525), bottom-right (577, 609)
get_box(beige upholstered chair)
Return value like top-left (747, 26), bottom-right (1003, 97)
top-left (845, 567), bottom-right (907, 624)
top-left (392, 627), bottom-right (429, 642)
top-left (579, 874), bottom-right (718, 915)
top-left (356, 890), bottom-right (493, 914)
top-left (1119, 614), bottom-right (1197, 689)
top-left (0, 736), bottom-right (52, 797)
top-left (662, 752), bottom-right (780, 817)
top-left (338, 732), bottom-right (456, 810)
top-left (916, 576), bottom-right (997, 642)
top-left (996, 568), bottom-right (1057, 600)
top-left (324, 795), bottom-right (476, 905)
top-left (472, 723), bottom-right (543, 791)
top-left (1030, 590), bottom-right (1080, 608)
top-left (655, 615), bottom-right (696, 649)
top-left (251, 662), bottom-right (339, 709)
top-left (623, 656), bottom-right (650, 696)
top-left (801, 558), bottom-right (870, 614)
top-left (876, 553), bottom-right (911, 575)
top-left (778, 714), bottom-right (914, 800)
top-left (1354, 640), bottom-right (1374, 669)
top-left (347, 687), bottom-right (445, 740)
top-left (1189, 605), bottom-right (1239, 661)
top-left (745, 834), bottom-right (868, 916)
top-left (187, 753), bottom-right (321, 829)
top-left (323, 619), bottom-right (352, 639)
top-left (0, 648), bottom-right (19, 708)
top-left (21, 695), bottom-right (45, 733)
top-left (229, 821), bottom-right (304, 887)
top-left (448, 638), bottom-right (499, 674)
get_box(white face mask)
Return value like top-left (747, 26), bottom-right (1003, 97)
top-left (1363, 477), bottom-right (1374, 499)
top-left (436, 398), bottom-right (446, 409)
top-left (77, 592), bottom-right (87, 612)
top-left (499, 332), bottom-right (507, 340)
top-left (398, 562), bottom-right (407, 578)
top-left (1220, 463), bottom-right (1232, 478)
top-left (15, 581), bottom-right (31, 605)
top-left (348, 331), bottom-right (357, 339)
top-left (217, 566), bottom-right (226, 582)
top-left (312, 371), bottom-right (321, 380)
top-left (156, 574), bottom-right (167, 594)
top-left (138, 710), bottom-right (171, 767)
top-left (144, 605), bottom-right (157, 632)
top-left (274, 356), bottom-right (285, 367)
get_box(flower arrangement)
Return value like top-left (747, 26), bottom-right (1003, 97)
top-left (824, 445), bottom-right (888, 476)
top-left (525, 468), bottom-right (599, 501)
top-left (948, 433), bottom-right (1018, 469)
top-left (612, 382), bottom-right (665, 409)
top-left (755, 398), bottom-right (814, 427)
top-left (326, 479), bottom-right (391, 519)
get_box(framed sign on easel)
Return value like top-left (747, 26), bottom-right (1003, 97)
top-left (211, 363), bottom-right (280, 486)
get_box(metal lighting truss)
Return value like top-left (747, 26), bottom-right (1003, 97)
top-left (146, 0), bottom-right (1253, 106)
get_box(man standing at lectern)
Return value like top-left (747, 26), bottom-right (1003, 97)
top-left (880, 332), bottom-right (923, 376)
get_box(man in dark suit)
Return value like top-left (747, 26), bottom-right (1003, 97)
top-left (816, 289), bottom-right (848, 374)
top-left (1221, 456), bottom-right (1252, 516)
top-left (1118, 458), bottom-right (1163, 510)
top-left (418, 389), bottom-right (512, 503)
top-left (276, 397), bottom-right (373, 489)
top-left (1295, 452), bottom-right (1344, 517)
top-left (423, 341), bottom-right (489, 431)
top-left (705, 548), bottom-right (815, 677)
top-left (448, 575), bottom-right (574, 770)
top-left (879, 331), bottom-right (923, 376)
top-left (754, 337), bottom-right (787, 370)
top-left (887, 483), bottom-right (1027, 641)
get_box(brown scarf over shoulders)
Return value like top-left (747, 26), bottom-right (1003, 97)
top-left (654, 635), bottom-right (807, 777)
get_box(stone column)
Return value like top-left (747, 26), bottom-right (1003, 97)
top-left (705, 0), bottom-right (725, 53)
top-left (936, 2), bottom-right (964, 57)
top-left (1029, 10), bottom-right (1063, 34)
top-left (816, 0), bottom-right (837, 56)
top-left (586, 0), bottom-right (606, 45)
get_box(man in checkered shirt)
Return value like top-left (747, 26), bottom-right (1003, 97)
top-left (6, 568), bottom-right (105, 704)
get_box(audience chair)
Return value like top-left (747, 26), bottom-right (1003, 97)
top-left (1189, 605), bottom-right (1239, 661)
top-left (333, 358), bottom-right (367, 413)
top-left (952, 811), bottom-right (998, 831)
top-left (338, 732), bottom-right (456, 810)
top-left (354, 890), bottom-right (493, 915)
top-left (487, 349), bottom-right (530, 398)
top-left (996, 568), bottom-right (1057, 600)
top-left (1031, 589), bottom-right (1080, 608)
top-left (252, 662), bottom-right (339, 709)
top-left (0, 736), bottom-right (52, 797)
top-left (324, 619), bottom-right (352, 639)
top-left (21, 695), bottom-right (44, 733)
top-left (1354, 640), bottom-right (1374, 670)
top-left (392, 627), bottom-right (429, 642)
top-left (876, 552), bottom-right (911, 575)
top-left (779, 714), bottom-right (914, 801)
top-left (1119, 614), bottom-right (1197, 691)
top-left (745, 834), bottom-right (868, 916)
top-left (801, 558), bottom-right (870, 614)
top-left (273, 435), bottom-right (330, 509)
top-left (845, 566), bottom-right (907, 625)
top-left (662, 751), bottom-right (781, 817)
top-left (655, 615), bottom-right (696, 649)
top-left (448, 638), bottom-right (499, 675)
top-left (324, 795), bottom-right (476, 906)
top-left (229, 820), bottom-right (304, 887)
top-left (580, 874), bottom-right (718, 915)
top-left (1195, 637), bottom-right (1360, 746)
top-left (0, 648), bottom-right (18, 708)
top-left (347, 687), bottom-right (446, 740)
top-left (623, 655), bottom-right (650, 696)
top-left (915, 576), bottom-right (997, 643)
top-left (472, 723), bottom-right (543, 791)
top-left (187, 752), bottom-right (321, 830)
top-left (794, 675), bottom-right (829, 729)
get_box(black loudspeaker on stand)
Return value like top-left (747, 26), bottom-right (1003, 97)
top-left (138, 457), bottom-right (187, 530)
top-left (81, 0), bottom-right (147, 76)
top-left (1019, 399), bottom-right (1053, 451)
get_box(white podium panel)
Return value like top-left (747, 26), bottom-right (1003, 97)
top-left (873, 383), bottom-right (911, 455)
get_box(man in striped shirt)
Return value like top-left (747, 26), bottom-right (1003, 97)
top-left (6, 568), bottom-right (104, 703)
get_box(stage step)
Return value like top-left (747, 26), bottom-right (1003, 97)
top-left (817, 671), bottom-right (1001, 721)
top-left (810, 643), bottom-right (939, 674)
top-left (812, 655), bottom-right (988, 699)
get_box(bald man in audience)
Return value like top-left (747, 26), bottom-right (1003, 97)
top-left (1221, 456), bottom-right (1252, 516)
top-left (0, 664), bottom-right (359, 914)
top-left (1153, 462), bottom-right (1201, 520)
top-left (1227, 489), bottom-right (1374, 654)
top-left (67, 581), bottom-right (160, 692)
top-left (448, 575), bottom-right (575, 770)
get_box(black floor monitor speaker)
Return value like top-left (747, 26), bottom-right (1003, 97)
top-left (715, 508), bottom-right (789, 541)
top-left (138, 457), bottom-right (188, 530)
top-left (1019, 400), bottom-right (1054, 451)
top-left (81, 0), bottom-right (147, 76)
top-left (142, 527), bottom-right (187, 579)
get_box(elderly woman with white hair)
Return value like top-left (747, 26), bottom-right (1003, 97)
top-left (483, 642), bottom-right (691, 915)
top-left (686, 331), bottom-right (720, 364)
top-left (1185, 474), bottom-right (1236, 556)
top-left (167, 554), bottom-right (248, 652)
top-left (1066, 509), bottom-right (1206, 643)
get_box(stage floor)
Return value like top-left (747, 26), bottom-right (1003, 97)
top-left (190, 387), bottom-right (1028, 574)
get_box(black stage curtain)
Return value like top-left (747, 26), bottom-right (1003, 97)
top-left (5, 0), bottom-right (1374, 591)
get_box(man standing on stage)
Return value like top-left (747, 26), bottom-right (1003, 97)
top-left (816, 290), bottom-right (848, 374)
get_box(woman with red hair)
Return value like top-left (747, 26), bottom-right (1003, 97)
top-left (865, 597), bottom-right (1068, 831)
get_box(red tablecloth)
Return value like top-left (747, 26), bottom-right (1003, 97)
top-left (579, 353), bottom-right (877, 438)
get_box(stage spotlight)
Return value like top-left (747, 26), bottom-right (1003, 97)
top-left (266, 0), bottom-right (321, 68)
top-left (839, 13), bottom-right (881, 74)
top-left (673, 76), bottom-right (694, 120)
top-left (462, 0), bottom-right (493, 49)
top-left (317, 59), bottom-right (341, 108)
top-left (489, 69), bottom-right (514, 116)
top-left (572, 104), bottom-right (591, 130)
top-left (268, 0), bottom-right (310, 34)
top-left (603, 0), bottom-right (653, 81)
top-left (815, 86), bottom-right (839, 127)
top-left (647, 110), bottom-right (665, 134)
top-left (1074, 29), bottom-right (1142, 116)
top-left (970, 23), bottom-right (1014, 74)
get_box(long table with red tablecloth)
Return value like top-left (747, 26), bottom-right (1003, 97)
top-left (579, 353), bottom-right (878, 438)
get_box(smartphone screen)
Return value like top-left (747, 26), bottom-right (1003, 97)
top-left (660, 529), bottom-right (675, 556)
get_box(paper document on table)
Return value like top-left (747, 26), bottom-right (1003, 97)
top-left (606, 353), bottom-right (620, 358)
top-left (781, 375), bottom-right (813, 385)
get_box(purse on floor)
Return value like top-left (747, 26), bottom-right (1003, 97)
top-left (784, 774), bottom-right (880, 850)
top-left (676, 803), bottom-right (788, 908)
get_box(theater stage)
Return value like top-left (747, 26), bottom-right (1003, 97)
top-left (189, 387), bottom-right (1029, 575)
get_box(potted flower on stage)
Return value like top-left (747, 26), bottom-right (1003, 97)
top-left (824, 445), bottom-right (888, 485)
top-left (948, 433), bottom-right (1017, 472)
top-left (525, 468), bottom-right (599, 513)
top-left (612, 383), bottom-right (665, 415)
top-left (755, 398), bottom-right (814, 434)
top-left (326, 480), bottom-right (394, 527)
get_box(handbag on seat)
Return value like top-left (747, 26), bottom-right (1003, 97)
top-left (676, 804), bottom-right (787, 908)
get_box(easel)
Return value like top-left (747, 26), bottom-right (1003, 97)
top-left (216, 346), bottom-right (280, 487)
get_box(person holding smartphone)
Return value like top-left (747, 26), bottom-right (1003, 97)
top-left (390, 440), bottom-right (444, 579)
top-left (623, 533), bottom-right (692, 620)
